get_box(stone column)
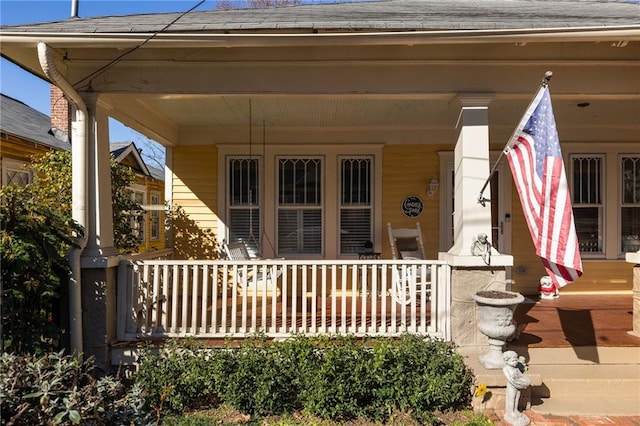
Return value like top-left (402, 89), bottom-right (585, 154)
top-left (625, 251), bottom-right (640, 337)
top-left (440, 93), bottom-right (513, 350)
top-left (80, 95), bottom-right (119, 373)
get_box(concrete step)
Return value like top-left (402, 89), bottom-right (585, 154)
top-left (464, 346), bottom-right (640, 416)
top-left (515, 346), bottom-right (640, 365)
top-left (530, 364), bottom-right (640, 400)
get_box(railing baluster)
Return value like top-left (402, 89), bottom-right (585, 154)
top-left (181, 265), bottom-right (188, 336)
top-left (171, 265), bottom-right (178, 333)
top-left (340, 265), bottom-right (347, 333)
top-left (212, 264), bottom-right (218, 334)
top-left (141, 264), bottom-right (150, 334)
top-left (350, 265), bottom-right (357, 333)
top-left (280, 264), bottom-right (288, 334)
top-left (161, 264), bottom-right (169, 333)
top-left (330, 264), bottom-right (337, 333)
top-left (201, 265), bottom-right (209, 334)
top-left (320, 265), bottom-right (327, 333)
top-left (360, 265), bottom-right (367, 334)
top-left (311, 265), bottom-right (317, 333)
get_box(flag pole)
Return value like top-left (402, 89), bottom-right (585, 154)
top-left (477, 71), bottom-right (554, 206)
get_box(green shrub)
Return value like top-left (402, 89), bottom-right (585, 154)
top-left (133, 334), bottom-right (474, 424)
top-left (135, 338), bottom-right (220, 414)
top-left (0, 185), bottom-right (82, 354)
top-left (301, 335), bottom-right (375, 421)
top-left (369, 334), bottom-right (474, 423)
top-left (0, 351), bottom-right (152, 425)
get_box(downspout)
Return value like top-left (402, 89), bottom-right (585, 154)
top-left (38, 42), bottom-right (87, 359)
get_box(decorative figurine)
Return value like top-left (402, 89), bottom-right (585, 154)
top-left (471, 232), bottom-right (492, 265)
top-left (503, 350), bottom-right (531, 426)
top-left (538, 275), bottom-right (559, 299)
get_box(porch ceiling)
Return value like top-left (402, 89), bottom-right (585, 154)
top-left (106, 92), bottom-right (640, 146)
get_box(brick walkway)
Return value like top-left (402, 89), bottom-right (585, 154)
top-left (485, 409), bottom-right (640, 425)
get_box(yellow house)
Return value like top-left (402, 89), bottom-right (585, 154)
top-left (1, 0), bottom-right (639, 374)
top-left (0, 93), bottom-right (70, 186)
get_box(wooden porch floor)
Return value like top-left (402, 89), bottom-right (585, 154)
top-left (510, 293), bottom-right (639, 348)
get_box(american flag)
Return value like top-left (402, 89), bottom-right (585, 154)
top-left (505, 87), bottom-right (583, 288)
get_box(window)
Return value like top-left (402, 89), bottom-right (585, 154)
top-left (340, 157), bottom-right (372, 254)
top-left (228, 157), bottom-right (260, 256)
top-left (2, 159), bottom-right (31, 187)
top-left (220, 145), bottom-right (381, 259)
top-left (571, 155), bottom-right (603, 254)
top-left (277, 157), bottom-right (322, 255)
top-left (621, 156), bottom-right (640, 253)
top-left (131, 189), bottom-right (145, 243)
top-left (150, 191), bottom-right (161, 241)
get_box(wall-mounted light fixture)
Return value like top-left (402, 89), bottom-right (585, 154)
top-left (426, 178), bottom-right (439, 197)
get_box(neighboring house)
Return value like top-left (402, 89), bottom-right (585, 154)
top-left (0, 92), bottom-right (166, 254)
top-left (1, 0), bottom-right (638, 371)
top-left (0, 93), bottom-right (70, 187)
top-left (110, 141), bottom-right (166, 254)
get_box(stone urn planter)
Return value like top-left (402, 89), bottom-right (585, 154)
top-left (472, 290), bottom-right (524, 369)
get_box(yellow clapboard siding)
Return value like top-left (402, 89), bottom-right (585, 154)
top-left (381, 144), bottom-right (447, 260)
top-left (171, 145), bottom-right (220, 259)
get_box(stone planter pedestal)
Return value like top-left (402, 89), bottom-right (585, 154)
top-left (472, 290), bottom-right (524, 369)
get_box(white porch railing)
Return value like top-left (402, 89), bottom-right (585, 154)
top-left (117, 259), bottom-right (451, 341)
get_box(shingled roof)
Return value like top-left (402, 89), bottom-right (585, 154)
top-left (1, 0), bottom-right (639, 34)
top-left (0, 94), bottom-right (71, 151)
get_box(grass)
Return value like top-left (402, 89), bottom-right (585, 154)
top-left (161, 404), bottom-right (493, 426)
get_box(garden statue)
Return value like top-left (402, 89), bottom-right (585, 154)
top-left (470, 232), bottom-right (492, 265)
top-left (503, 350), bottom-right (531, 426)
top-left (538, 275), bottom-right (559, 299)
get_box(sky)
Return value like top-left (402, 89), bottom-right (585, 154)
top-left (0, 0), bottom-right (355, 166)
top-left (0, 1), bottom-right (219, 166)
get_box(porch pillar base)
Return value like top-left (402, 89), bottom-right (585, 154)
top-left (440, 252), bottom-right (513, 350)
top-left (81, 254), bottom-right (120, 374)
top-left (624, 253), bottom-right (640, 337)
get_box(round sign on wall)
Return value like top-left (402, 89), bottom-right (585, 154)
top-left (401, 195), bottom-right (423, 218)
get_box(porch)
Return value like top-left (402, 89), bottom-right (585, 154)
top-left (116, 258), bottom-right (451, 342)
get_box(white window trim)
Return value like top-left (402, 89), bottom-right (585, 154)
top-left (570, 153), bottom-right (606, 258)
top-left (130, 184), bottom-right (146, 243)
top-left (218, 144), bottom-right (383, 259)
top-left (150, 191), bottom-right (161, 241)
top-left (564, 143), bottom-right (639, 260)
top-left (619, 153), bottom-right (640, 257)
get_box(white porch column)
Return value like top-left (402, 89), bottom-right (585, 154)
top-left (79, 94), bottom-right (118, 372)
top-left (440, 94), bottom-right (513, 352)
top-left (83, 94), bottom-right (117, 257)
top-left (449, 94), bottom-right (493, 257)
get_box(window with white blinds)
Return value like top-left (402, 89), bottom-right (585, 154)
top-left (228, 157), bottom-right (260, 256)
top-left (277, 157), bottom-right (322, 255)
top-left (340, 157), bottom-right (372, 254)
top-left (621, 155), bottom-right (640, 254)
top-left (571, 155), bottom-right (603, 254)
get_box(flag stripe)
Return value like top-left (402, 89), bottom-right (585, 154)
top-left (505, 87), bottom-right (583, 289)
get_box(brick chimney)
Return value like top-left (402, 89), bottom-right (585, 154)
top-left (50, 85), bottom-right (71, 136)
